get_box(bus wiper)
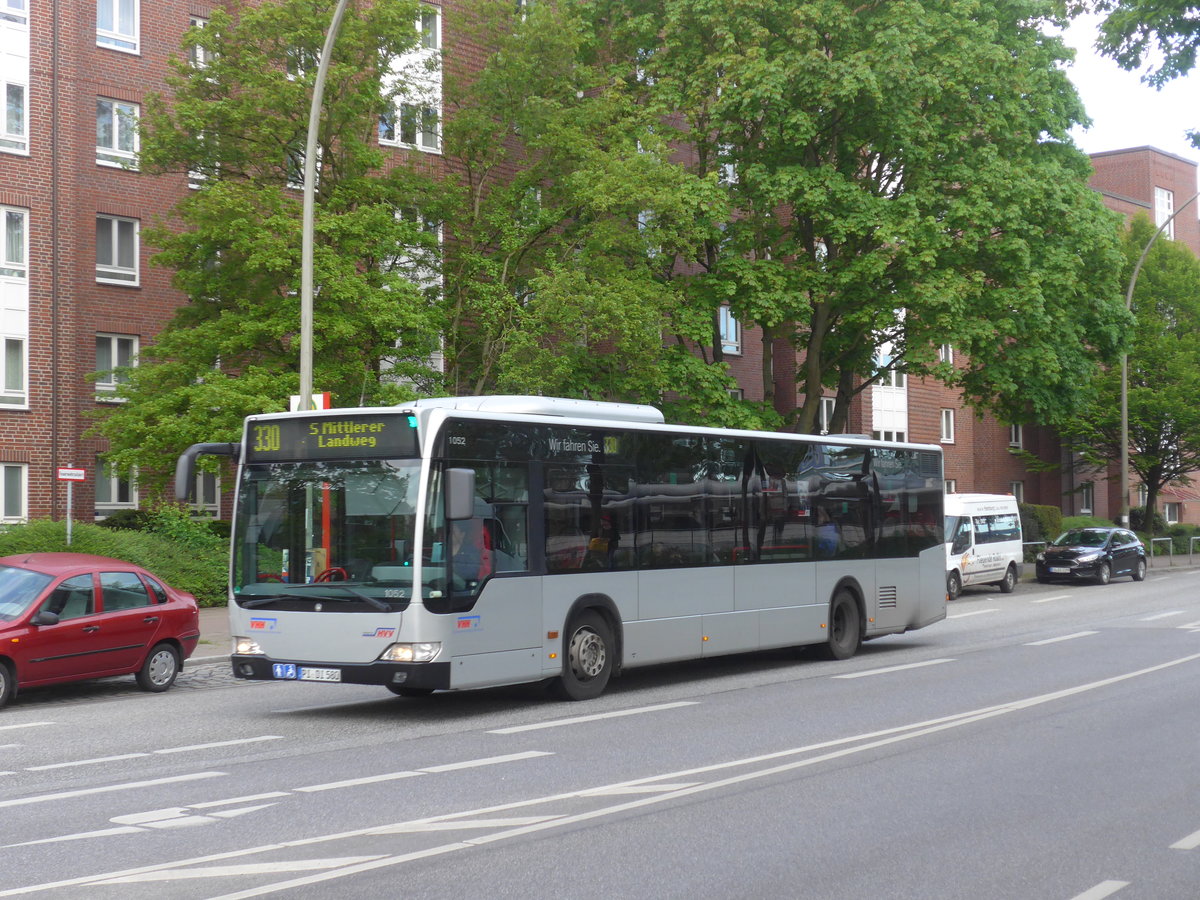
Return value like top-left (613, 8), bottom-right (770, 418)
top-left (241, 589), bottom-right (390, 612)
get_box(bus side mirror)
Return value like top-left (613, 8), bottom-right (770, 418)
top-left (446, 468), bottom-right (476, 520)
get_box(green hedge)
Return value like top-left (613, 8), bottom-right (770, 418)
top-left (0, 512), bottom-right (228, 607)
top-left (1019, 503), bottom-right (1061, 544)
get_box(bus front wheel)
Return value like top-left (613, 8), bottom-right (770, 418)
top-left (550, 610), bottom-right (613, 701)
top-left (816, 589), bottom-right (861, 661)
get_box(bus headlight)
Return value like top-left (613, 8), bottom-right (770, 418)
top-left (234, 636), bottom-right (265, 656)
top-left (380, 642), bottom-right (441, 663)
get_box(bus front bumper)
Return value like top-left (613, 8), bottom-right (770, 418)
top-left (231, 655), bottom-right (452, 690)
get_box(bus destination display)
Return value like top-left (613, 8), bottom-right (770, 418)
top-left (246, 413), bottom-right (418, 461)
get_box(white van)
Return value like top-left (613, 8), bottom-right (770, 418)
top-left (944, 493), bottom-right (1024, 599)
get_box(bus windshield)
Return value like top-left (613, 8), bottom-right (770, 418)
top-left (233, 458), bottom-right (441, 608)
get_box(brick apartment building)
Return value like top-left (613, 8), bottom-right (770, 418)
top-left (1, 1), bottom-right (1197, 525)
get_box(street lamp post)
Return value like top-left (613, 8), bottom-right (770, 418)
top-left (299, 0), bottom-right (352, 411)
top-left (1118, 187), bottom-right (1200, 526)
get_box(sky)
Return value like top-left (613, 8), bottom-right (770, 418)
top-left (1059, 13), bottom-right (1200, 172)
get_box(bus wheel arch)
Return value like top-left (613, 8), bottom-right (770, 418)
top-left (550, 595), bottom-right (621, 701)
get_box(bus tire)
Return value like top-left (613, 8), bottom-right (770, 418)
top-left (550, 610), bottom-right (613, 701)
top-left (997, 564), bottom-right (1017, 594)
top-left (816, 589), bottom-right (861, 661)
top-left (947, 570), bottom-right (962, 601)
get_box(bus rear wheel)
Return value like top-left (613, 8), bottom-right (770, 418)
top-left (816, 589), bottom-right (861, 661)
top-left (550, 610), bottom-right (613, 701)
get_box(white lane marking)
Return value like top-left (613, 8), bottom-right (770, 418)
top-left (947, 608), bottom-right (999, 619)
top-left (1031, 594), bottom-right (1070, 604)
top-left (27, 754), bottom-right (148, 771)
top-left (581, 783), bottom-right (701, 796)
top-left (1141, 610), bottom-right (1186, 621)
top-left (0, 772), bottom-right (225, 809)
top-left (1070, 881), bottom-right (1129, 900)
top-left (9, 654), bottom-right (1200, 898)
top-left (295, 771), bottom-right (423, 793)
top-left (419, 751), bottom-right (552, 773)
top-left (1170, 827), bottom-right (1200, 850)
top-left (488, 701), bottom-right (697, 734)
top-left (833, 659), bottom-right (955, 679)
top-left (0, 722), bottom-right (53, 732)
top-left (377, 817), bottom-right (560, 833)
top-left (97, 858), bottom-right (387, 884)
top-left (0, 744), bottom-right (20, 750)
top-left (1178, 621), bottom-right (1200, 632)
top-left (190, 793), bottom-right (291, 809)
top-left (1025, 631), bottom-right (1099, 646)
top-left (155, 736), bottom-right (283, 755)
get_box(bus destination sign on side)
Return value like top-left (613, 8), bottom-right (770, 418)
top-left (247, 414), bottom-right (418, 461)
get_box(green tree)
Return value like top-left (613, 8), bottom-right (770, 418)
top-left (1083, 0), bottom-right (1200, 87)
top-left (594, 0), bottom-right (1130, 432)
top-left (90, 0), bottom-right (443, 489)
top-left (1061, 214), bottom-right (1200, 530)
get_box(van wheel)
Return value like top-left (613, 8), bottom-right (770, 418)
top-left (815, 589), bottom-right (861, 660)
top-left (997, 564), bottom-right (1017, 594)
top-left (550, 610), bottom-right (613, 701)
top-left (946, 570), bottom-right (962, 601)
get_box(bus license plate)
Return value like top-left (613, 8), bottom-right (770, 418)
top-left (299, 667), bottom-right (341, 682)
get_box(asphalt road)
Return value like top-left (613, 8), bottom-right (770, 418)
top-left (1, 568), bottom-right (1198, 899)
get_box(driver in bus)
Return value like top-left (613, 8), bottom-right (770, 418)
top-left (450, 518), bottom-right (492, 589)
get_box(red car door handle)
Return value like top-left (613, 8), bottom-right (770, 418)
top-left (83, 625), bottom-right (100, 633)
top-left (143, 616), bottom-right (159, 624)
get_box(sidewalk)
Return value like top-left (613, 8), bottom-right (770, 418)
top-left (193, 605), bottom-right (231, 664)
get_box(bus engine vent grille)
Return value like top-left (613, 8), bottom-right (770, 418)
top-left (878, 586), bottom-right (898, 609)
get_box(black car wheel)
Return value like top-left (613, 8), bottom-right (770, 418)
top-left (1095, 561), bottom-right (1111, 586)
top-left (1132, 558), bottom-right (1147, 582)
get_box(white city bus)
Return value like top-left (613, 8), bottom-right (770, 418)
top-left (176, 396), bottom-right (946, 700)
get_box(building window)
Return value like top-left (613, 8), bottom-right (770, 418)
top-left (879, 368), bottom-right (906, 389)
top-left (1155, 187), bottom-right (1175, 240)
top-left (0, 206), bottom-right (27, 407)
top-left (727, 387), bottom-right (744, 401)
top-left (95, 333), bottom-right (137, 397)
top-left (938, 343), bottom-right (953, 364)
top-left (2, 0), bottom-right (28, 25)
top-left (818, 396), bottom-right (836, 435)
top-left (719, 306), bottom-right (741, 355)
top-left (1164, 502), bottom-right (1181, 524)
top-left (945, 479), bottom-right (957, 494)
top-left (97, 0), bottom-right (139, 53)
top-left (1, 0), bottom-right (28, 155)
top-left (0, 462), bottom-right (25, 522)
top-left (1137, 484), bottom-right (1148, 507)
top-left (194, 470), bottom-right (220, 516)
top-left (940, 408), bottom-right (955, 443)
top-left (1010, 481), bottom-right (1024, 502)
top-left (2, 83), bottom-right (25, 155)
top-left (96, 98), bottom-right (138, 168)
top-left (420, 6), bottom-right (440, 50)
top-left (872, 430), bottom-right (907, 443)
top-left (96, 215), bottom-right (138, 284)
top-left (379, 103), bottom-right (439, 151)
top-left (1079, 481), bottom-right (1094, 515)
top-left (95, 460), bottom-right (136, 516)
top-left (1008, 424), bottom-right (1023, 449)
top-left (188, 16), bottom-right (210, 68)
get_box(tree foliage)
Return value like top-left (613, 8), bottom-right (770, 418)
top-left (1060, 215), bottom-right (1200, 528)
top-left (594, 0), bottom-right (1129, 432)
top-left (1083, 0), bottom-right (1200, 88)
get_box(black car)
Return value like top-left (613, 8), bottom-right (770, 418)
top-left (1035, 527), bottom-right (1147, 585)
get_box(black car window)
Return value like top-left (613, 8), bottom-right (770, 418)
top-left (45, 575), bottom-right (95, 620)
top-left (100, 571), bottom-right (151, 611)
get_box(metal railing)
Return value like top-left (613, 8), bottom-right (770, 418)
top-left (1190, 536), bottom-right (1200, 566)
top-left (1149, 537), bottom-right (1173, 567)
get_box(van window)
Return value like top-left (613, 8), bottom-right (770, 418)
top-left (973, 513), bottom-right (1020, 544)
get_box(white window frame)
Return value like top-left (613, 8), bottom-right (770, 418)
top-left (0, 206), bottom-right (27, 408)
top-left (1137, 484), bottom-right (1148, 507)
top-left (938, 343), bottom-right (953, 364)
top-left (944, 479), bottom-right (957, 494)
top-left (1008, 424), bottom-right (1023, 449)
top-left (95, 332), bottom-right (137, 398)
top-left (94, 461), bottom-right (137, 516)
top-left (2, 1), bottom-right (28, 25)
top-left (96, 214), bottom-right (139, 285)
top-left (1155, 187), bottom-right (1174, 240)
top-left (940, 408), bottom-right (955, 443)
top-left (1080, 481), bottom-right (1094, 515)
top-left (96, 0), bottom-right (139, 54)
top-left (193, 470), bottom-right (220, 516)
top-left (1, 1), bottom-right (28, 155)
top-left (719, 306), bottom-right (741, 355)
top-left (188, 16), bottom-right (211, 68)
top-left (872, 430), bottom-right (907, 443)
top-left (96, 98), bottom-right (139, 168)
top-left (379, 7), bottom-right (442, 154)
top-left (420, 6), bottom-right (440, 50)
top-left (0, 462), bottom-right (26, 523)
top-left (1009, 480), bottom-right (1024, 502)
top-left (1164, 502), bottom-right (1181, 525)
top-left (818, 396), bottom-right (836, 435)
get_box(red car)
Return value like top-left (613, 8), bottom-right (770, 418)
top-left (0, 553), bottom-right (200, 709)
